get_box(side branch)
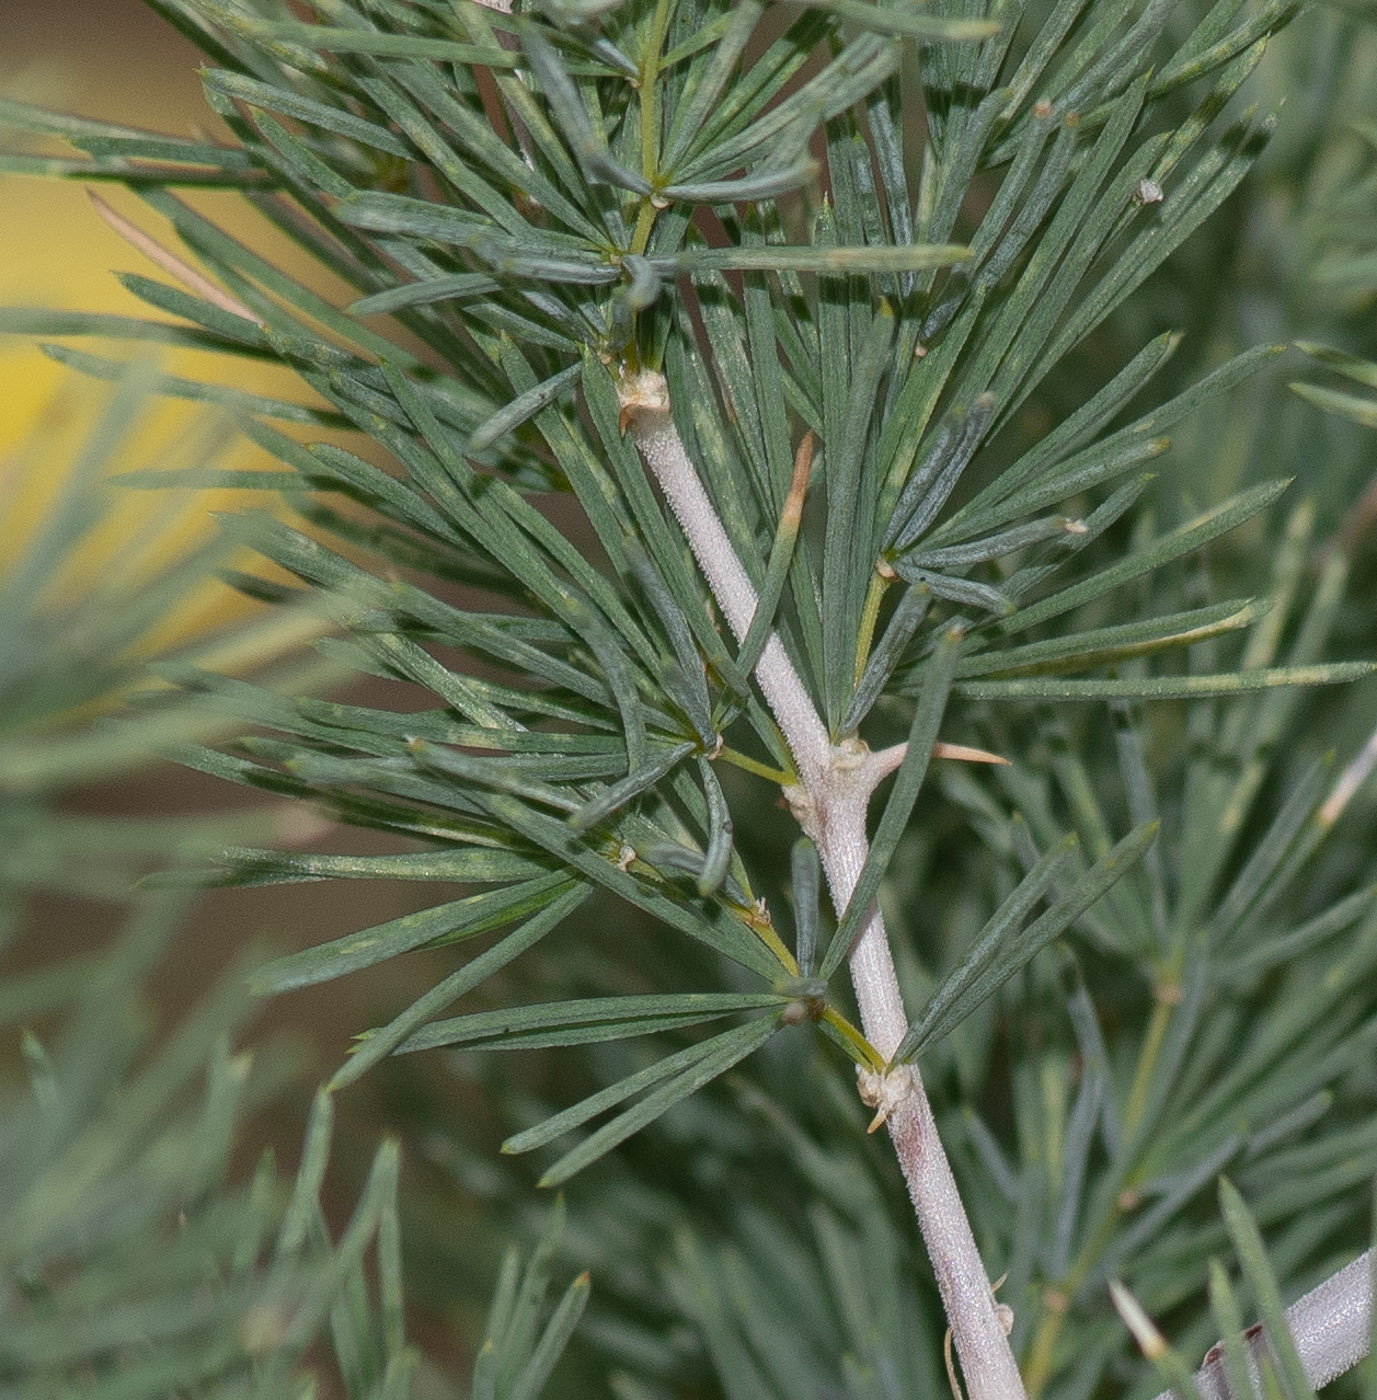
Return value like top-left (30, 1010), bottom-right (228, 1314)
top-left (1150, 1250), bottom-right (1373, 1400)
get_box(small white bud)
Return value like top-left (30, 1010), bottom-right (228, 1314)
top-left (856, 1063), bottom-right (917, 1132)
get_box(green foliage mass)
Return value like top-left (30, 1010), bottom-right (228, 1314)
top-left (3, 0), bottom-right (1377, 1395)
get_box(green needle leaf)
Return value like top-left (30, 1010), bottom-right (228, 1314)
top-left (468, 364), bottom-right (583, 454)
top-left (1218, 1179), bottom-right (1315, 1400)
top-left (895, 822), bottom-right (1159, 1063)
top-left (820, 627), bottom-right (964, 979)
top-left (533, 1017), bottom-right (781, 1186)
top-left (331, 885), bottom-right (592, 1092)
top-left (893, 837), bottom-right (1079, 1063)
top-left (394, 991), bottom-right (785, 1054)
top-left (775, 0), bottom-right (1002, 41)
top-left (957, 663), bottom-right (1375, 701)
top-left (665, 244), bottom-right (972, 275)
top-left (253, 875), bottom-right (575, 993)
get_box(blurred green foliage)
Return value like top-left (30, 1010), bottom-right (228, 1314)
top-left (3, 0), bottom-right (1377, 1396)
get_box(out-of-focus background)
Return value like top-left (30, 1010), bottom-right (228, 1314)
top-left (2, 0), bottom-right (291, 639)
top-left (5, 0), bottom-right (218, 438)
top-left (1, 0), bottom-right (434, 1150)
top-left (1, 14), bottom-right (503, 1379)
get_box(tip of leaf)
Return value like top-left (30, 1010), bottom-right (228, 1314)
top-left (1133, 819), bottom-right (1163, 850)
top-left (1109, 1279), bottom-right (1168, 1360)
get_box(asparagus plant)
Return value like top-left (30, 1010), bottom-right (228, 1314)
top-left (3, 0), bottom-right (1377, 1395)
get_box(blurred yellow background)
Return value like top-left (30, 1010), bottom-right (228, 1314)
top-left (0, 1), bottom-right (443, 1145)
top-left (1, 0), bottom-right (330, 651)
top-left (4, 0), bottom-right (224, 436)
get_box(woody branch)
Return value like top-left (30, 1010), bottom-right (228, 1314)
top-left (619, 368), bottom-right (1029, 1400)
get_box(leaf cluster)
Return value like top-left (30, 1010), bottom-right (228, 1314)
top-left (0, 883), bottom-right (591, 1400)
top-left (4, 0), bottom-right (1377, 1395)
top-left (0, 370), bottom-right (584, 1400)
top-left (0, 890), bottom-right (415, 1399)
top-left (1, 0), bottom-right (1357, 1174)
top-left (0, 365), bottom-right (337, 902)
top-left (936, 496), bottom-right (1377, 1396)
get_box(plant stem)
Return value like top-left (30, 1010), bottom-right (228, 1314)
top-left (1149, 1249), bottom-right (1374, 1400)
top-left (1123, 989), bottom-right (1175, 1141)
top-left (620, 370), bottom-right (1029, 1400)
top-left (628, 0), bottom-right (671, 260)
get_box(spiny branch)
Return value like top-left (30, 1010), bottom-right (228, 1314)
top-left (619, 368), bottom-right (1029, 1400)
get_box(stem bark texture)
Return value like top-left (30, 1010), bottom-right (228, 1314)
top-left (1150, 1249), bottom-right (1373, 1400)
top-left (621, 371), bottom-right (1028, 1400)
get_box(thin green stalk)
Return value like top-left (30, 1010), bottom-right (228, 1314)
top-left (629, 0), bottom-right (674, 258)
top-left (1025, 958), bottom-right (1185, 1395)
top-left (853, 570), bottom-right (890, 693)
top-left (1123, 981), bottom-right (1178, 1140)
top-left (716, 745), bottom-right (795, 785)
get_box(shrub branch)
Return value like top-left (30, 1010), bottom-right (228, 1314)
top-left (1149, 1249), bottom-right (1374, 1400)
top-left (620, 368), bottom-right (1029, 1400)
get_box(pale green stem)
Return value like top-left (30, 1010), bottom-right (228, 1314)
top-left (620, 369), bottom-right (1029, 1400)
